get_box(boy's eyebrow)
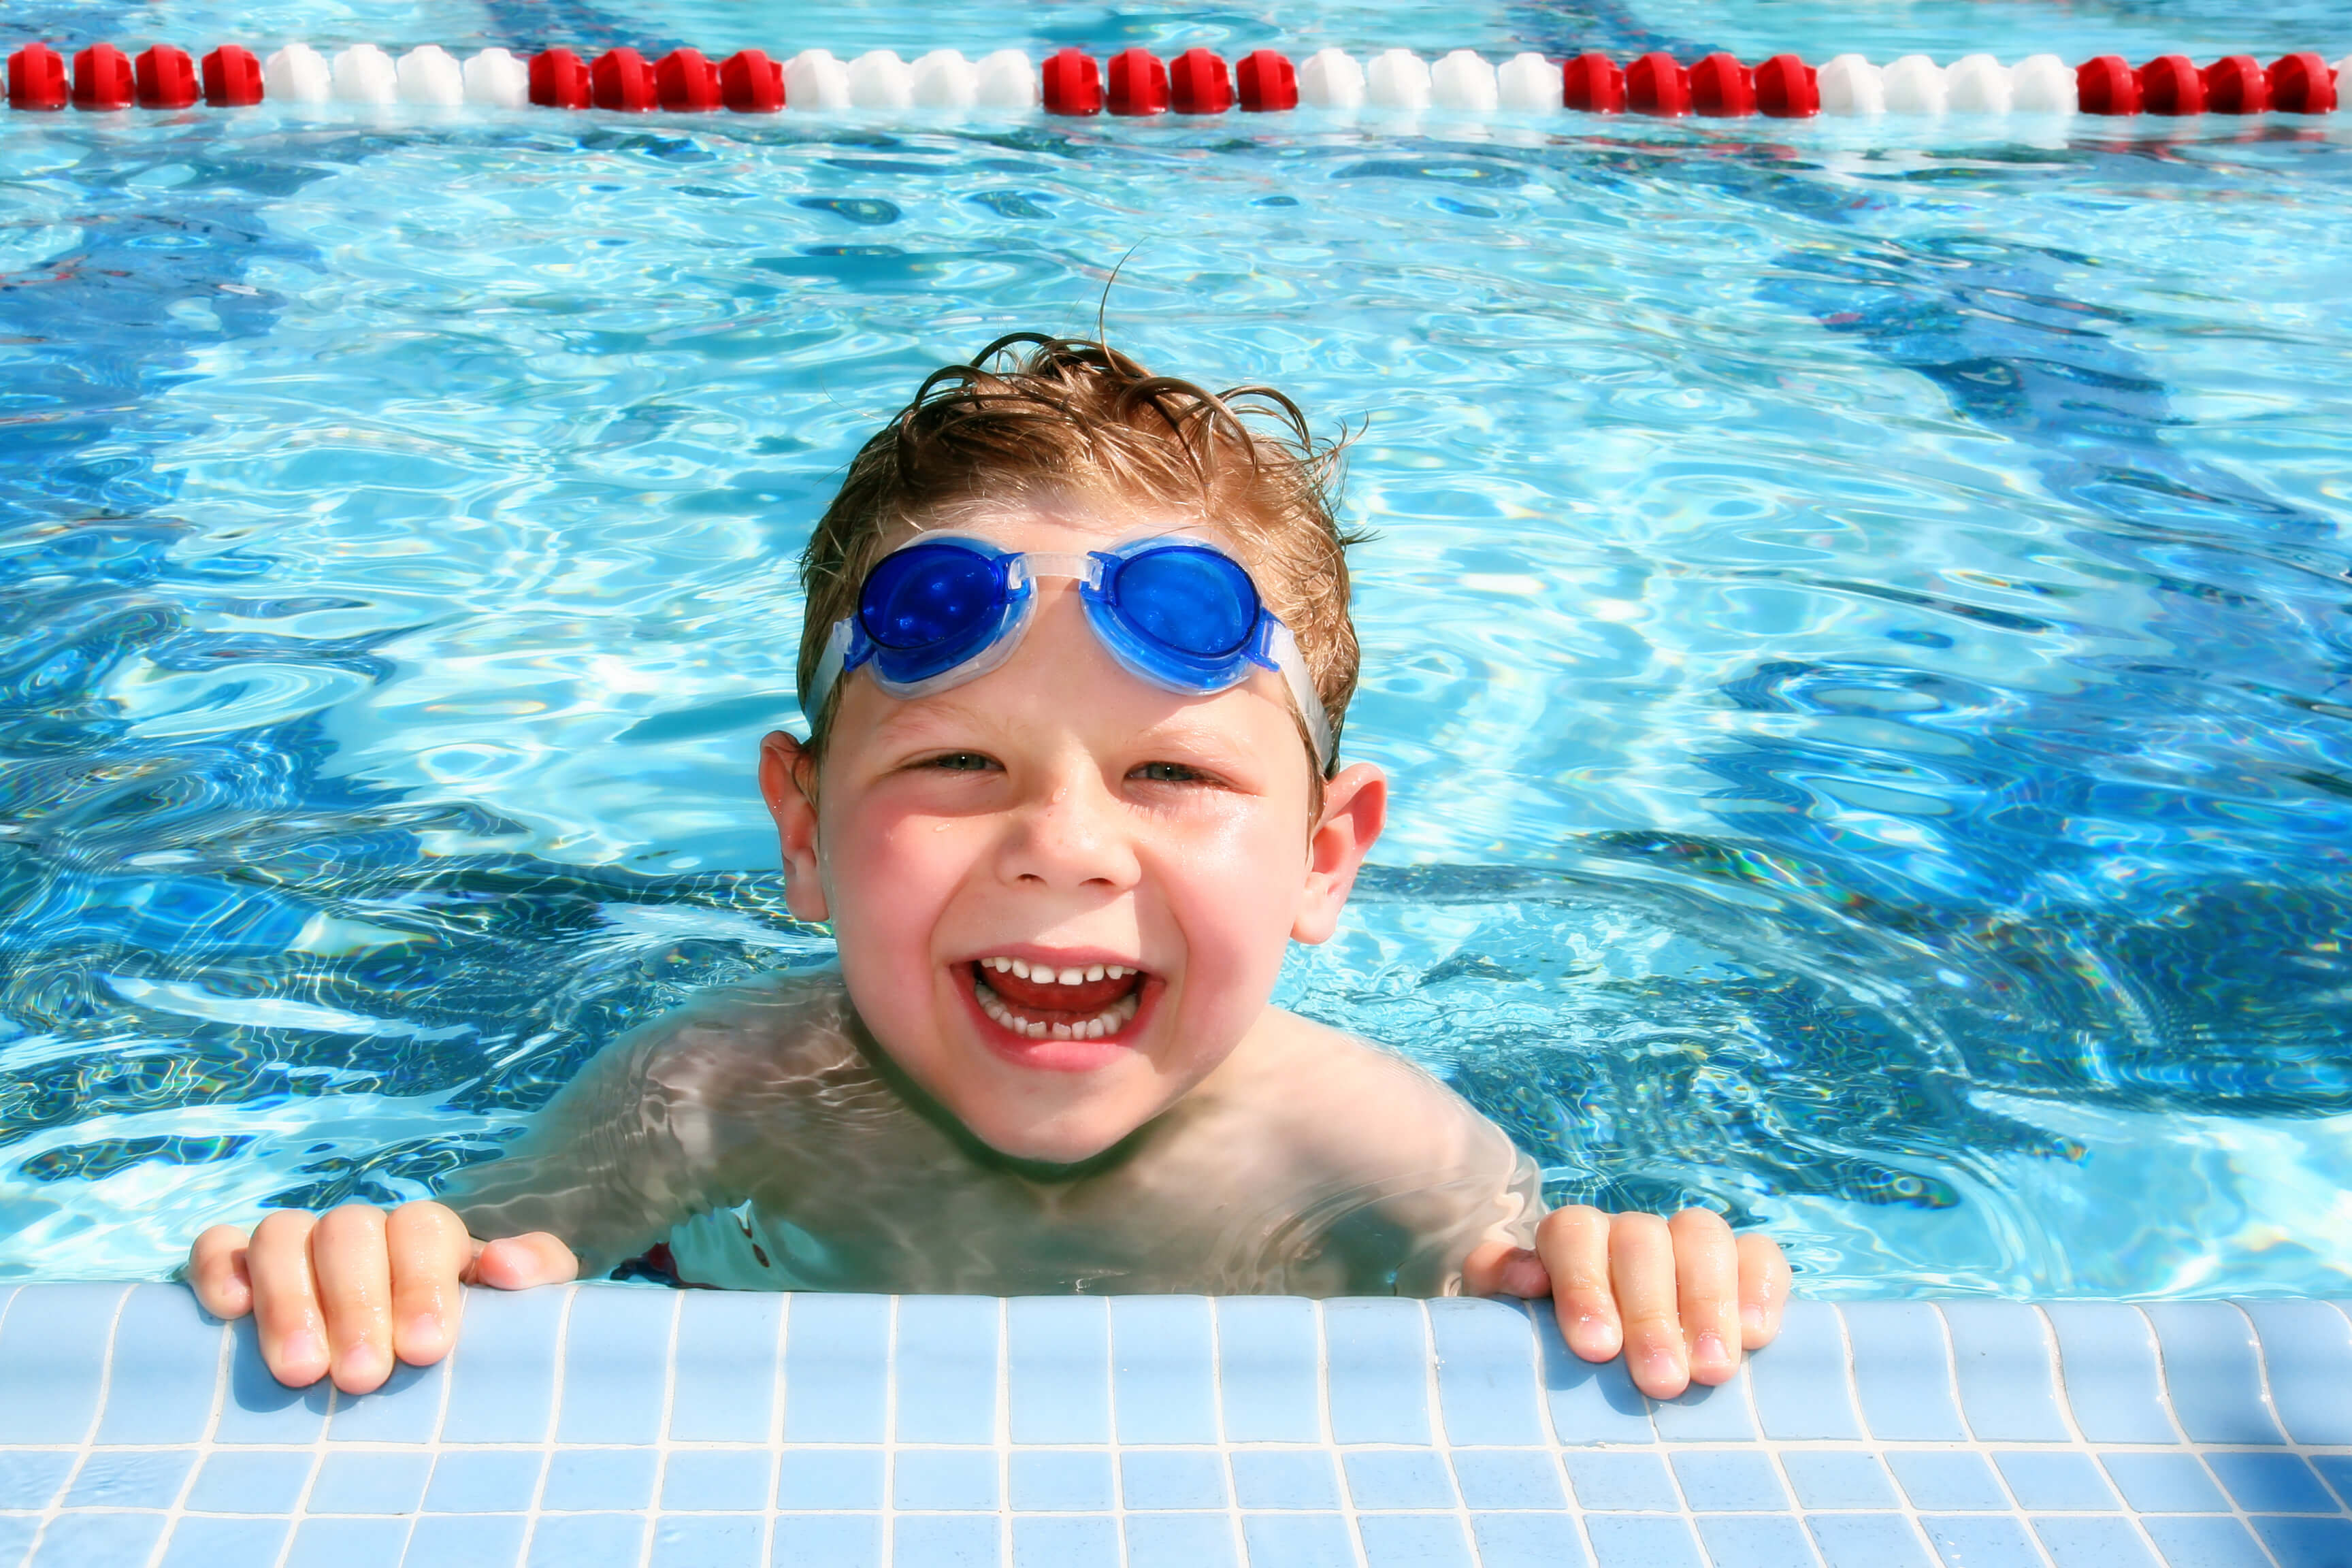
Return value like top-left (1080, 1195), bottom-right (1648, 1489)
top-left (860, 693), bottom-right (1267, 762)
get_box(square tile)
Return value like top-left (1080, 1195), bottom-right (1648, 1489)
top-left (66, 1450), bottom-right (193, 1509)
top-left (664, 1449), bottom-right (773, 1512)
top-left (1565, 1452), bottom-right (1679, 1512)
top-left (1121, 1450), bottom-right (1228, 1511)
top-left (1889, 1452), bottom-right (2008, 1512)
top-left (1782, 1453), bottom-right (1897, 1512)
top-left (0, 1520), bottom-right (35, 1568)
top-left (1451, 1450), bottom-right (1566, 1512)
top-left (1938, 1302), bottom-right (2070, 1443)
top-left (1241, 1512), bottom-right (1356, 1568)
top-left (785, 1294), bottom-right (890, 1444)
top-left (2044, 1305), bottom-right (2178, 1445)
top-left (1746, 1301), bottom-right (1860, 1443)
top-left (1345, 1450), bottom-right (1456, 1511)
top-left (1842, 1302), bottom-right (1967, 1443)
top-left (29, 1512), bottom-right (167, 1567)
top-left (1126, 1512), bottom-right (1239, 1568)
top-left (1995, 1452), bottom-right (2117, 1513)
top-left (1359, 1513), bottom-right (1476, 1568)
top-left (2240, 1301), bottom-right (2352, 1446)
top-left (424, 1450), bottom-right (544, 1514)
top-left (652, 1513), bottom-right (763, 1568)
top-left (1216, 1298), bottom-right (1320, 1444)
top-left (1, 1452), bottom-right (77, 1510)
top-left (892, 1512), bottom-right (1000, 1567)
top-left (1531, 1300), bottom-right (1655, 1448)
top-left (160, 1516), bottom-right (287, 1568)
top-left (2099, 1454), bottom-right (2230, 1515)
top-left (404, 1512), bottom-right (529, 1568)
top-left (1584, 1514), bottom-right (1705, 1568)
top-left (0, 1283), bottom-right (123, 1444)
top-left (2315, 1456), bottom-right (2352, 1511)
top-left (2034, 1516), bottom-right (2159, 1568)
top-left (327, 1357), bottom-right (447, 1445)
top-left (559, 1286), bottom-right (674, 1445)
top-left (285, 1516), bottom-right (410, 1568)
top-left (670, 1291), bottom-right (781, 1444)
top-left (1113, 1297), bottom-right (1217, 1446)
top-left (2205, 1453), bottom-right (2336, 1514)
top-left (1471, 1513), bottom-right (1592, 1568)
top-left (527, 1512), bottom-right (647, 1568)
top-left (542, 1448), bottom-right (657, 1512)
top-left (894, 1447), bottom-right (999, 1511)
top-left (186, 1448), bottom-right (313, 1513)
top-left (773, 1515), bottom-right (881, 1568)
top-left (777, 1448), bottom-right (884, 1512)
top-left (1230, 1449), bottom-right (1341, 1511)
top-left (2250, 1516), bottom-right (2352, 1568)
top-left (1807, 1515), bottom-right (1933, 1568)
top-left (1428, 1300), bottom-right (1547, 1446)
top-left (1694, 1515), bottom-right (1818, 1568)
top-left (2136, 1516), bottom-right (2271, 1568)
top-left (1672, 1450), bottom-right (1786, 1512)
top-left (309, 1450), bottom-right (434, 1515)
top-left (437, 1285), bottom-right (566, 1446)
top-left (1012, 1515), bottom-right (1119, 1568)
top-left (1649, 1380), bottom-right (1756, 1444)
top-left (1918, 1514), bottom-right (2040, 1568)
top-left (1324, 1300), bottom-right (1431, 1446)
top-left (1009, 1450), bottom-right (1112, 1512)
top-left (1008, 1297), bottom-right (1109, 1446)
top-left (894, 1296), bottom-right (998, 1447)
top-left (95, 1286), bottom-right (222, 1446)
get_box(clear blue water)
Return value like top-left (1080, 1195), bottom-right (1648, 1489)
top-left (4, 1), bottom-right (2351, 1296)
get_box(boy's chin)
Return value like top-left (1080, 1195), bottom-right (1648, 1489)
top-left (953, 1097), bottom-right (1148, 1168)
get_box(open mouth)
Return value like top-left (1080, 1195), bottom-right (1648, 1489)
top-left (965, 955), bottom-right (1148, 1041)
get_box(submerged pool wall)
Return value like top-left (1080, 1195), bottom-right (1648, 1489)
top-left (1, 1283), bottom-right (2349, 1567)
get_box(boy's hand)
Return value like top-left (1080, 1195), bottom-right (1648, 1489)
top-left (1466, 1207), bottom-right (1790, 1400)
top-left (187, 1202), bottom-right (578, 1394)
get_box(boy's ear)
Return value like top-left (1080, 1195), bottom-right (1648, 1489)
top-left (759, 730), bottom-right (831, 924)
top-left (1292, 762), bottom-right (1386, 945)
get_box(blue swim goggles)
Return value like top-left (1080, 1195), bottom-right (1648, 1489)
top-left (803, 532), bottom-right (1335, 774)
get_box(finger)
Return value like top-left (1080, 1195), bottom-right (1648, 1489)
top-left (1609, 1212), bottom-right (1688, 1399)
top-left (310, 1205), bottom-right (396, 1395)
top-left (1737, 1232), bottom-right (1793, 1350)
top-left (1535, 1206), bottom-right (1620, 1362)
top-left (188, 1226), bottom-right (255, 1320)
top-left (244, 1210), bottom-right (329, 1388)
top-left (467, 1232), bottom-right (581, 1292)
top-left (1462, 1242), bottom-right (1550, 1300)
top-left (1669, 1208), bottom-right (1742, 1386)
top-left (387, 1202), bottom-right (475, 1368)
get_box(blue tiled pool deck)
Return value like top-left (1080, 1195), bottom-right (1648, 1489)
top-left (1, 1286), bottom-right (2348, 1568)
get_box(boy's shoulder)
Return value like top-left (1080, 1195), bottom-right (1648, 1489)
top-left (603, 966), bottom-right (872, 1103)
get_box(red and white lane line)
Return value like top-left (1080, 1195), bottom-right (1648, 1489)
top-left (5, 42), bottom-right (2346, 118)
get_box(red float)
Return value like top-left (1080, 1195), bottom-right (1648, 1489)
top-left (2199, 54), bottom-right (2268, 114)
top-left (719, 49), bottom-right (783, 112)
top-left (1688, 52), bottom-right (1754, 116)
top-left (1235, 49), bottom-right (1296, 111)
top-left (1562, 52), bottom-right (1625, 113)
top-left (1169, 48), bottom-right (1232, 113)
top-left (1754, 54), bottom-right (1818, 117)
top-left (7, 43), bottom-right (70, 110)
top-left (201, 45), bottom-right (263, 106)
top-left (1107, 47), bottom-right (1167, 115)
top-left (2266, 52), bottom-right (2338, 115)
top-left (592, 48), bottom-right (658, 110)
top-left (1042, 48), bottom-right (1101, 115)
top-left (134, 45), bottom-right (199, 108)
top-left (529, 48), bottom-right (592, 108)
top-left (1625, 52), bottom-right (1690, 116)
top-left (2076, 56), bottom-right (2141, 115)
top-left (73, 42), bottom-right (135, 109)
top-left (655, 48), bottom-right (720, 110)
top-left (2136, 54), bottom-right (2204, 116)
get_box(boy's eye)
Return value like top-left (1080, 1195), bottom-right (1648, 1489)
top-left (922, 751), bottom-right (997, 772)
top-left (1130, 760), bottom-right (1210, 785)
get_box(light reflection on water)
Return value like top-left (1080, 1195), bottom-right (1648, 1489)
top-left (3, 1), bottom-right (2351, 1294)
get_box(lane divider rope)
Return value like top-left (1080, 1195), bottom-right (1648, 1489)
top-left (5, 42), bottom-right (2345, 118)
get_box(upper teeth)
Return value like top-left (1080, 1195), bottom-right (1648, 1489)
top-left (981, 956), bottom-right (1130, 984)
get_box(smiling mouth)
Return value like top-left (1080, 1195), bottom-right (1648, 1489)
top-left (967, 956), bottom-right (1146, 1041)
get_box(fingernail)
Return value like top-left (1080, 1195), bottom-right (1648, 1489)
top-left (1695, 1331), bottom-right (1729, 1369)
top-left (1742, 1304), bottom-right (1767, 1335)
top-left (404, 1313), bottom-right (444, 1348)
top-left (1644, 1346), bottom-right (1683, 1382)
top-left (282, 1329), bottom-right (323, 1369)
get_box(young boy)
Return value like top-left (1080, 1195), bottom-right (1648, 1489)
top-left (189, 336), bottom-right (1788, 1401)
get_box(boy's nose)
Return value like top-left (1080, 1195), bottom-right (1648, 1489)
top-left (999, 768), bottom-right (1140, 892)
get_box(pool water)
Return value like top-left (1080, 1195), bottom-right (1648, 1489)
top-left (3, 0), bottom-right (2350, 1298)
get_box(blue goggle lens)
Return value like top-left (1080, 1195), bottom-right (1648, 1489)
top-left (860, 544), bottom-right (1004, 649)
top-left (1105, 546), bottom-right (1258, 660)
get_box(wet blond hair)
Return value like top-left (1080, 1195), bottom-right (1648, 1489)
top-left (796, 333), bottom-right (1361, 780)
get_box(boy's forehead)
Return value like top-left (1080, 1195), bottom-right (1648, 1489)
top-left (896, 493), bottom-right (1217, 553)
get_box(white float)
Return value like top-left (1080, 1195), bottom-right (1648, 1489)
top-left (2009, 54), bottom-right (2074, 113)
top-left (1431, 50), bottom-right (1499, 112)
top-left (1297, 48), bottom-right (1365, 110)
top-left (1881, 54), bottom-right (1947, 114)
top-left (262, 43), bottom-right (331, 103)
top-left (395, 45), bottom-right (463, 107)
top-left (1365, 49), bottom-right (1431, 111)
top-left (910, 50), bottom-right (976, 109)
top-left (973, 49), bottom-right (1036, 108)
top-left (785, 49), bottom-right (851, 111)
top-left (461, 47), bottom-right (527, 108)
top-left (848, 50), bottom-right (913, 110)
top-left (1943, 54), bottom-right (2010, 113)
top-left (1496, 52), bottom-right (1558, 113)
top-left (331, 44), bottom-right (397, 104)
top-left (1818, 54), bottom-right (1884, 115)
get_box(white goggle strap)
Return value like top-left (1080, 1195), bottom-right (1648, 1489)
top-left (1266, 621), bottom-right (1336, 776)
top-left (802, 616), bottom-right (856, 723)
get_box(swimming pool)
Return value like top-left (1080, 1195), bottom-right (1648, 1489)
top-left (4, 0), bottom-right (2351, 1310)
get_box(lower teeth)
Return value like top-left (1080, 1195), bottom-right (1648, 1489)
top-left (973, 979), bottom-right (1139, 1041)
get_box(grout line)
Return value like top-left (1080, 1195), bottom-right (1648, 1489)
top-left (270, 1341), bottom-right (338, 1568)
top-left (517, 1283), bottom-right (577, 1568)
top-left (2136, 1303), bottom-right (2289, 1568)
top-left (1829, 1301), bottom-right (1939, 1565)
top-left (1925, 1302), bottom-right (2057, 1568)
top-left (879, 1294), bottom-right (898, 1567)
top-left (44, 1288), bottom-right (134, 1567)
top-left (642, 1286), bottom-right (682, 1568)
top-left (2026, 1302), bottom-right (2176, 1568)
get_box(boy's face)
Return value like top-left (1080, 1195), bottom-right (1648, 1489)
top-left (761, 502), bottom-right (1385, 1164)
